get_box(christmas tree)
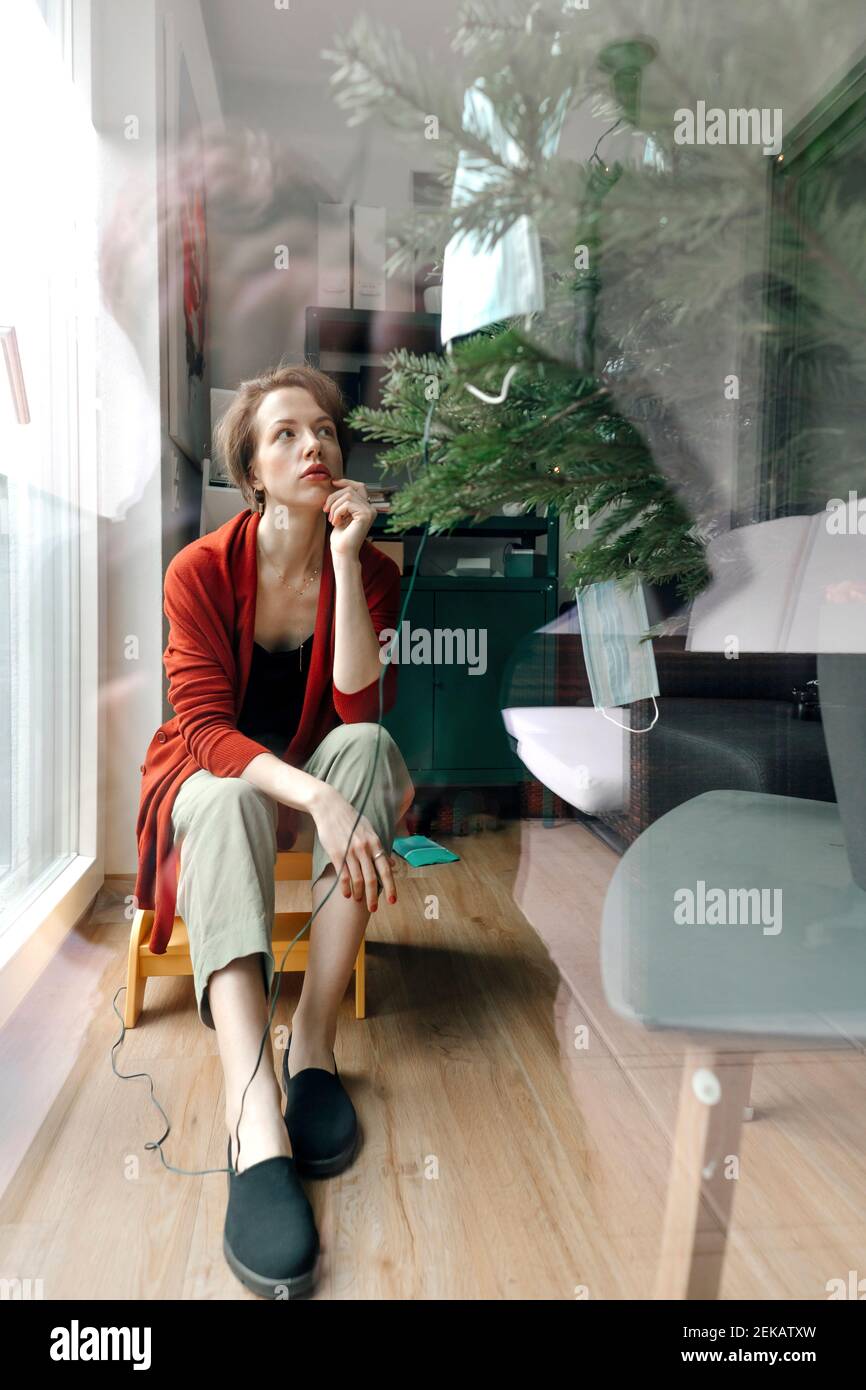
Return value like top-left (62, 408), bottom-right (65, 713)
top-left (324, 0), bottom-right (866, 601)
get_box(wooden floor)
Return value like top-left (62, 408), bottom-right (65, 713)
top-left (1, 817), bottom-right (865, 1300)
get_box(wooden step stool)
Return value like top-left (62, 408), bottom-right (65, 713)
top-left (124, 850), bottom-right (365, 1027)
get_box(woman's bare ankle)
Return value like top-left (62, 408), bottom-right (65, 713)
top-left (226, 1092), bottom-right (293, 1173)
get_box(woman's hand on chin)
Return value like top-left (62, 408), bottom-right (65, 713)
top-left (324, 477), bottom-right (376, 563)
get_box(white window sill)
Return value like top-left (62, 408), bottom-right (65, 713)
top-left (0, 854), bottom-right (103, 1031)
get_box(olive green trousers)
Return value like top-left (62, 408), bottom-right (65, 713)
top-left (170, 723), bottom-right (413, 1029)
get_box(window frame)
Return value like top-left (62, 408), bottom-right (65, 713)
top-left (0, 0), bottom-right (103, 1026)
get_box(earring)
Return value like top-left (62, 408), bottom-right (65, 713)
top-left (253, 485), bottom-right (265, 512)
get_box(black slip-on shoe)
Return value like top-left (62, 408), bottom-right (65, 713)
top-left (223, 1137), bottom-right (320, 1299)
top-left (282, 1033), bottom-right (360, 1179)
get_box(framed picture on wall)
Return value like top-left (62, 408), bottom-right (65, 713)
top-left (164, 14), bottom-right (210, 468)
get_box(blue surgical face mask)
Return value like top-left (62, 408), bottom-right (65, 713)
top-left (576, 579), bottom-right (660, 732)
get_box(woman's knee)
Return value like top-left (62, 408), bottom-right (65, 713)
top-left (331, 721), bottom-right (400, 759)
top-left (184, 776), bottom-right (278, 846)
top-left (346, 723), bottom-right (412, 780)
top-left (314, 724), bottom-right (413, 806)
top-left (205, 775), bottom-right (274, 813)
top-left (364, 722), bottom-right (397, 749)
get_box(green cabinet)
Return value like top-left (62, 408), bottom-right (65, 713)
top-left (382, 578), bottom-right (556, 786)
top-left (379, 589), bottom-right (435, 770)
top-left (433, 589), bottom-right (546, 770)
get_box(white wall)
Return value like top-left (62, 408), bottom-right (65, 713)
top-left (204, 76), bottom-right (429, 392)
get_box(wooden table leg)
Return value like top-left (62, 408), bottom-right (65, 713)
top-left (654, 1048), bottom-right (755, 1300)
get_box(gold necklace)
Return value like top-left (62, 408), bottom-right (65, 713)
top-left (259, 544), bottom-right (321, 598)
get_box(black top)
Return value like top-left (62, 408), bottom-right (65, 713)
top-left (237, 637), bottom-right (313, 756)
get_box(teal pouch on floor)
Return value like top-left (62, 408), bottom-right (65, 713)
top-left (392, 835), bottom-right (461, 867)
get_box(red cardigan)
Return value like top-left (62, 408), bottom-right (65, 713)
top-left (133, 506), bottom-right (400, 955)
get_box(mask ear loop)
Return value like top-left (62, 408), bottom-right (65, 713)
top-left (597, 695), bottom-right (659, 733)
top-left (464, 363), bottom-right (518, 404)
top-left (445, 337), bottom-right (520, 406)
